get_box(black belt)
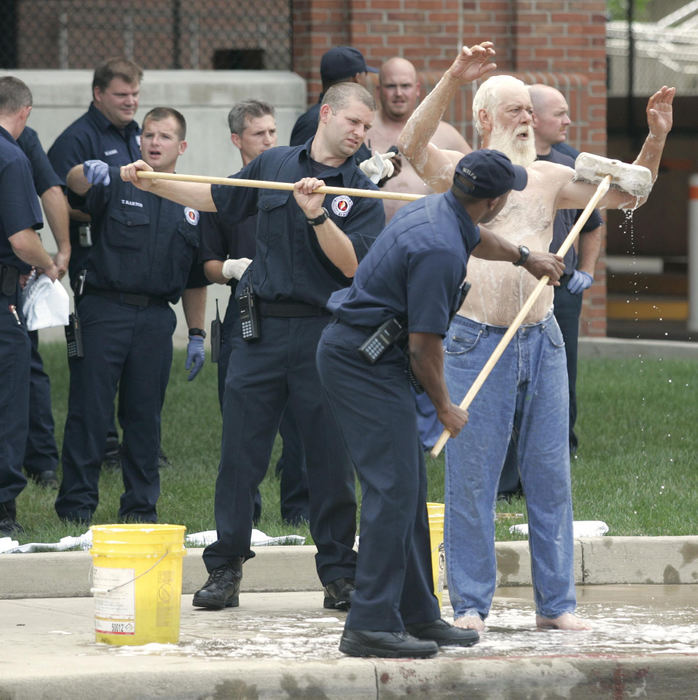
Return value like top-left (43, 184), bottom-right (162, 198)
top-left (257, 299), bottom-right (328, 318)
top-left (84, 287), bottom-right (169, 308)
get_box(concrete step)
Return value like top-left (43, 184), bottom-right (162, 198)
top-left (2, 537), bottom-right (698, 599)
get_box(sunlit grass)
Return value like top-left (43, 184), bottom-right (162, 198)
top-left (14, 345), bottom-right (698, 544)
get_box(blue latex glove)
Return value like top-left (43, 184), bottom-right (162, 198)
top-left (185, 335), bottom-right (205, 381)
top-left (83, 159), bottom-right (110, 186)
top-left (567, 270), bottom-right (593, 294)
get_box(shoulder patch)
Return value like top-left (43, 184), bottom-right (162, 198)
top-left (184, 207), bottom-right (199, 225)
top-left (331, 195), bottom-right (353, 217)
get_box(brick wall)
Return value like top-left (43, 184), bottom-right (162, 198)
top-left (293, 0), bottom-right (608, 336)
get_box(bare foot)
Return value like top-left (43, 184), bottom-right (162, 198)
top-left (536, 612), bottom-right (591, 630)
top-left (454, 614), bottom-right (485, 632)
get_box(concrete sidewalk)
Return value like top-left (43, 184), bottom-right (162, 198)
top-left (2, 586), bottom-right (697, 699)
top-left (1, 538), bottom-right (698, 699)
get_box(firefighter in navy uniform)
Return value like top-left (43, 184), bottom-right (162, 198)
top-left (48, 57), bottom-right (143, 471)
top-left (0, 76), bottom-right (60, 535)
top-left (121, 82), bottom-right (385, 611)
top-left (17, 125), bottom-right (71, 490)
top-left (316, 150), bottom-right (561, 658)
top-left (55, 107), bottom-right (208, 525)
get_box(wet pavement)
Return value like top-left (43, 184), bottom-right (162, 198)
top-left (2, 585), bottom-right (697, 699)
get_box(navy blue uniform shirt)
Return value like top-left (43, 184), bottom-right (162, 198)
top-left (539, 148), bottom-right (603, 275)
top-left (328, 190), bottom-right (480, 335)
top-left (200, 212), bottom-right (257, 264)
top-left (211, 142), bottom-right (385, 308)
top-left (17, 126), bottom-right (62, 196)
top-left (83, 167), bottom-right (209, 302)
top-left (48, 103), bottom-right (140, 273)
top-left (0, 126), bottom-right (43, 273)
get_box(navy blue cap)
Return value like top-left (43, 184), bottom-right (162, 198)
top-left (320, 46), bottom-right (378, 84)
top-left (452, 149), bottom-right (528, 199)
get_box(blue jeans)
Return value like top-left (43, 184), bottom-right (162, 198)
top-left (443, 313), bottom-right (576, 620)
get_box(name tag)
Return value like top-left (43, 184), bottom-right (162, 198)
top-left (104, 149), bottom-right (118, 156)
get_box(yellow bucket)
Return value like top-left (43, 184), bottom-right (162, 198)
top-left (426, 502), bottom-right (445, 608)
top-left (90, 524), bottom-right (186, 646)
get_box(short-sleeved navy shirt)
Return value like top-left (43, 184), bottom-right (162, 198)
top-left (539, 148), bottom-right (604, 274)
top-left (200, 210), bottom-right (257, 264)
top-left (17, 126), bottom-right (62, 196)
top-left (48, 103), bottom-right (141, 274)
top-left (0, 126), bottom-right (43, 273)
top-left (328, 190), bottom-right (480, 336)
top-left (82, 167), bottom-right (209, 302)
top-left (211, 142), bottom-right (385, 308)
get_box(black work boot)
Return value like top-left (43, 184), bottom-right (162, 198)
top-left (29, 470), bottom-right (59, 490)
top-left (0, 500), bottom-right (24, 536)
top-left (323, 577), bottom-right (355, 610)
top-left (192, 558), bottom-right (243, 609)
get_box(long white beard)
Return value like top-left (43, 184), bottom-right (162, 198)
top-left (488, 123), bottom-right (537, 168)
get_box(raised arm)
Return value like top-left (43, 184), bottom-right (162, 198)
top-left (558, 86), bottom-right (674, 211)
top-left (398, 42), bottom-right (496, 193)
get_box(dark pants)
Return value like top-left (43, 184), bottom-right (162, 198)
top-left (218, 291), bottom-right (309, 524)
top-left (23, 330), bottom-right (59, 475)
top-left (203, 314), bottom-right (356, 586)
top-left (56, 294), bottom-right (175, 523)
top-left (317, 320), bottom-right (440, 631)
top-left (0, 291), bottom-right (31, 506)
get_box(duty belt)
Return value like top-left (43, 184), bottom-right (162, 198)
top-left (257, 299), bottom-right (328, 318)
top-left (0, 264), bottom-right (20, 296)
top-left (84, 286), bottom-right (169, 308)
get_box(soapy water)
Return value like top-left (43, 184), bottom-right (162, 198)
top-left (109, 586), bottom-right (698, 660)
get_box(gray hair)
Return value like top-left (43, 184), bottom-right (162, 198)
top-left (227, 99), bottom-right (275, 135)
top-left (0, 76), bottom-right (32, 114)
top-left (472, 75), bottom-right (526, 135)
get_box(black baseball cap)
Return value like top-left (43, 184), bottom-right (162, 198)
top-left (452, 149), bottom-right (528, 199)
top-left (320, 46), bottom-right (378, 84)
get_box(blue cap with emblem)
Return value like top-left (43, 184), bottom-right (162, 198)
top-left (452, 149), bottom-right (528, 199)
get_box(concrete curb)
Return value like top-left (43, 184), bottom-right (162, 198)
top-left (2, 537), bottom-right (697, 600)
top-left (2, 654), bottom-right (697, 700)
top-left (579, 336), bottom-right (698, 359)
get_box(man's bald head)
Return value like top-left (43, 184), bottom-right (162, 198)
top-left (528, 84), bottom-right (571, 153)
top-left (377, 57), bottom-right (421, 122)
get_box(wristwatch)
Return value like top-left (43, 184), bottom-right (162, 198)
top-left (188, 328), bottom-right (206, 338)
top-left (306, 207), bottom-right (329, 226)
top-left (513, 245), bottom-right (530, 267)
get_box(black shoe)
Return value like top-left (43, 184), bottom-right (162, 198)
top-left (0, 517), bottom-right (24, 536)
top-left (158, 448), bottom-right (172, 469)
top-left (406, 618), bottom-right (479, 647)
top-left (30, 470), bottom-right (59, 489)
top-left (102, 445), bottom-right (122, 471)
top-left (192, 560), bottom-right (243, 609)
top-left (323, 577), bottom-right (354, 610)
top-left (339, 629), bottom-right (439, 658)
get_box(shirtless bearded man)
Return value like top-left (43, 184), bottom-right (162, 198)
top-left (399, 42), bottom-right (674, 632)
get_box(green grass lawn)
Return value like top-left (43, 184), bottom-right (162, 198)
top-left (13, 342), bottom-right (698, 544)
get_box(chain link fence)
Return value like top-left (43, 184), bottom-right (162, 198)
top-left (0, 0), bottom-right (292, 70)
